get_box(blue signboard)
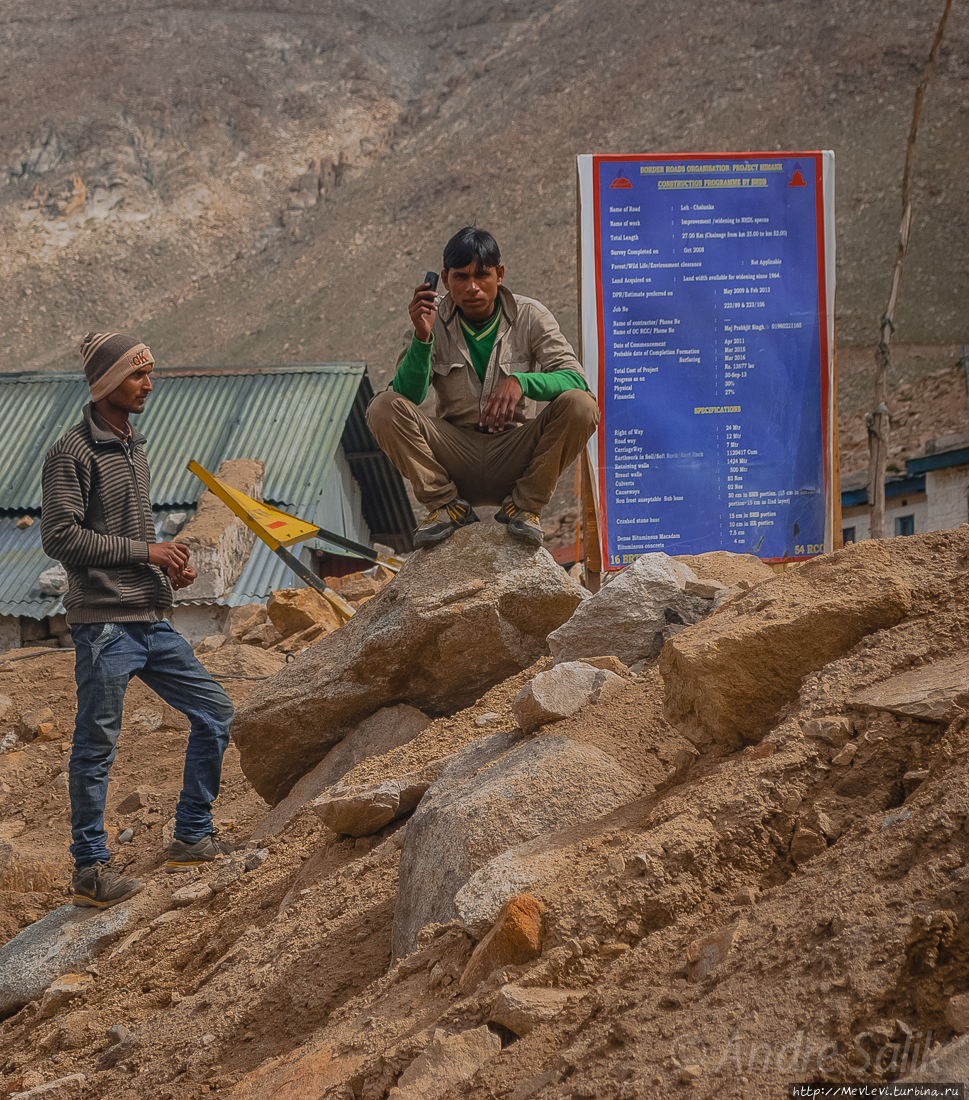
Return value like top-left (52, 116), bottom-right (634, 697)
top-left (578, 152), bottom-right (835, 567)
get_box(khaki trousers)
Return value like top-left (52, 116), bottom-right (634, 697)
top-left (366, 388), bottom-right (600, 513)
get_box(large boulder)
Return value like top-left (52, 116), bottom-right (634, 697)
top-left (511, 661), bottom-right (627, 734)
top-left (660, 538), bottom-right (913, 748)
top-left (547, 552), bottom-right (710, 666)
top-left (252, 704), bottom-right (430, 840)
top-left (266, 588), bottom-right (342, 640)
top-left (0, 887), bottom-right (169, 1015)
top-left (392, 731), bottom-right (642, 959)
top-left (233, 526), bottom-right (587, 805)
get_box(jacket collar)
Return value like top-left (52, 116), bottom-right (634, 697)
top-left (439, 284), bottom-right (519, 327)
top-left (84, 402), bottom-right (147, 447)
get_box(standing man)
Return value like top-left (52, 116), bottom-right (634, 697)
top-left (367, 227), bottom-right (600, 549)
top-left (42, 333), bottom-right (235, 908)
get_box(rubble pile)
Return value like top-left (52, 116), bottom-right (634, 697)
top-left (1, 528), bottom-right (969, 1099)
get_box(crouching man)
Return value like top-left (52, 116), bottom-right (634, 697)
top-left (42, 332), bottom-right (234, 908)
top-left (367, 227), bottom-right (600, 549)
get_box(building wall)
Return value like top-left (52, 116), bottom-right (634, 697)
top-left (0, 615), bottom-right (20, 656)
top-left (841, 494), bottom-right (928, 543)
top-left (313, 447), bottom-right (372, 546)
top-left (926, 466), bottom-right (969, 532)
top-left (169, 604), bottom-right (227, 646)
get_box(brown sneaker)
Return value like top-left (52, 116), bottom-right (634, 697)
top-left (72, 862), bottom-right (144, 909)
top-left (413, 496), bottom-right (480, 549)
top-left (495, 497), bottom-right (544, 547)
top-left (166, 831), bottom-right (235, 872)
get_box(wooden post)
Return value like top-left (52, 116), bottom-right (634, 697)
top-left (580, 449), bottom-right (601, 592)
top-left (831, 327), bottom-right (843, 549)
top-left (868, 0), bottom-right (952, 539)
top-left (575, 159), bottom-right (602, 592)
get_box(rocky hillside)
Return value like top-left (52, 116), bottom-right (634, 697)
top-left (1, 0), bottom-right (966, 392)
top-left (2, 527), bottom-right (969, 1098)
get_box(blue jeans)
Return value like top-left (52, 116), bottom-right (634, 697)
top-left (70, 620), bottom-right (234, 869)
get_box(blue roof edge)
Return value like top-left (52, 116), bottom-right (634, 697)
top-left (842, 474), bottom-right (925, 508)
top-left (906, 446), bottom-right (969, 475)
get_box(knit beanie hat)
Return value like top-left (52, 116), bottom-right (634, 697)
top-left (80, 333), bottom-right (155, 401)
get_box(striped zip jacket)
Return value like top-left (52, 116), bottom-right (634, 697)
top-left (41, 403), bottom-right (173, 624)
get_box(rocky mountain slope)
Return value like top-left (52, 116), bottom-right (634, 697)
top-left (1, 528), bottom-right (969, 1098)
top-left (1, 0), bottom-right (966, 392)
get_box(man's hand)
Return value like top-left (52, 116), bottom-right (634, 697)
top-left (168, 563), bottom-right (198, 591)
top-left (148, 542), bottom-right (189, 571)
top-left (150, 542), bottom-right (196, 590)
top-left (408, 279), bottom-right (439, 343)
top-left (480, 376), bottom-right (523, 433)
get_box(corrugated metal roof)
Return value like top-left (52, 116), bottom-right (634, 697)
top-left (0, 364), bottom-right (415, 618)
top-left (221, 539), bottom-right (301, 607)
top-left (0, 515), bottom-right (64, 618)
top-left (0, 364), bottom-right (367, 512)
top-left (341, 375), bottom-right (416, 551)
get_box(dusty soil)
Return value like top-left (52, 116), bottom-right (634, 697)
top-left (1, 529), bottom-right (969, 1098)
top-left (0, 645), bottom-right (282, 946)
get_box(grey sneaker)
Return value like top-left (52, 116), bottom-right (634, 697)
top-left (166, 831), bottom-right (234, 872)
top-left (495, 497), bottom-right (544, 547)
top-left (72, 862), bottom-right (144, 909)
top-left (413, 497), bottom-right (480, 549)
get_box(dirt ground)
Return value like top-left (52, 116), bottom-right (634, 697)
top-left (1, 529), bottom-right (968, 1099)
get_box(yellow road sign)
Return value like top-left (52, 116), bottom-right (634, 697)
top-left (187, 461), bottom-right (319, 550)
top-left (187, 461), bottom-right (357, 622)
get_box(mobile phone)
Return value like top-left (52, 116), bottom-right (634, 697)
top-left (423, 270), bottom-right (439, 292)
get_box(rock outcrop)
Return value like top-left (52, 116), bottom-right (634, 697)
top-left (252, 704), bottom-right (430, 840)
top-left (233, 526), bottom-right (587, 805)
top-left (547, 553), bottom-right (710, 666)
top-left (660, 539), bottom-right (913, 747)
top-left (392, 731), bottom-right (642, 958)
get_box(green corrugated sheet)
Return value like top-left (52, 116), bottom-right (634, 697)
top-left (0, 364), bottom-right (366, 512)
top-left (0, 363), bottom-right (415, 619)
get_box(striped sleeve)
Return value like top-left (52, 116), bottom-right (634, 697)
top-left (41, 448), bottom-right (148, 567)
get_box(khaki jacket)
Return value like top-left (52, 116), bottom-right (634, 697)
top-left (397, 285), bottom-right (585, 429)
